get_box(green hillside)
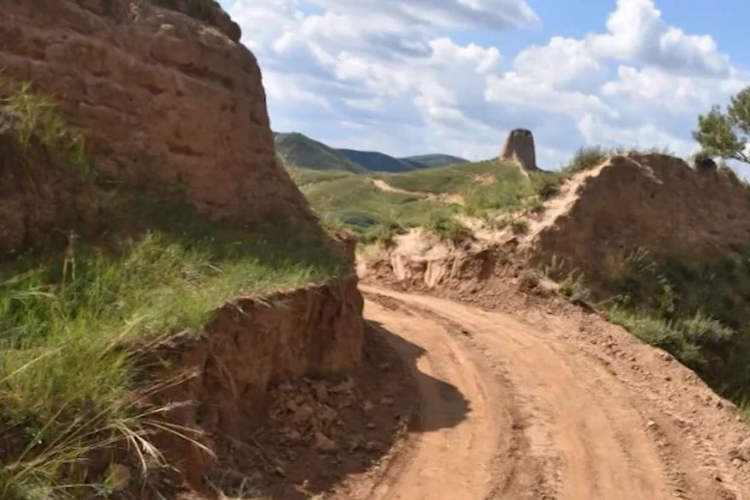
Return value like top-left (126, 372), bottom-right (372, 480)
top-left (338, 148), bottom-right (415, 172)
top-left (290, 159), bottom-right (557, 243)
top-left (274, 132), bottom-right (365, 173)
top-left (402, 154), bottom-right (468, 169)
top-left (275, 132), bottom-right (469, 173)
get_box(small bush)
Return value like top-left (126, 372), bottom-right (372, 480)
top-left (425, 214), bottom-right (471, 242)
top-left (510, 219), bottom-right (529, 235)
top-left (562, 146), bottom-right (610, 176)
top-left (1, 81), bottom-right (92, 177)
top-left (560, 271), bottom-right (591, 303)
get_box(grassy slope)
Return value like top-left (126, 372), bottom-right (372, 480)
top-left (290, 168), bottom-right (462, 242)
top-left (0, 87), bottom-right (343, 498)
top-left (551, 148), bottom-right (750, 419)
top-left (291, 159), bottom-right (558, 243)
top-left (274, 132), bottom-right (365, 173)
top-left (338, 149), bottom-right (414, 173)
top-left (401, 154), bottom-right (468, 169)
top-left (602, 249), bottom-right (750, 408)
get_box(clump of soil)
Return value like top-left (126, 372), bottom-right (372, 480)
top-left (206, 326), bottom-right (417, 499)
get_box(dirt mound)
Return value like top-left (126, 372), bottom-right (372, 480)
top-left (530, 153), bottom-right (750, 285)
top-left (0, 0), bottom-right (310, 224)
top-left (358, 228), bottom-right (502, 292)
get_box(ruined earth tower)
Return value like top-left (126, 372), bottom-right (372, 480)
top-left (501, 129), bottom-right (538, 171)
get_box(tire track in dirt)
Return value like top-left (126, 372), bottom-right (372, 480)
top-left (353, 285), bottom-right (701, 500)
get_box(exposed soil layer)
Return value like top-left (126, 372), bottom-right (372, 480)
top-left (145, 276), bottom-right (365, 493)
top-left (202, 324), bottom-right (418, 499)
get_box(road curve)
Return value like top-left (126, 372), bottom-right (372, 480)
top-left (350, 285), bottom-right (740, 500)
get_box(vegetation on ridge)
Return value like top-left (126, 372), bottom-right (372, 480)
top-left (290, 159), bottom-right (558, 245)
top-left (695, 85), bottom-right (750, 165)
top-left (0, 84), bottom-right (344, 498)
top-left (603, 248), bottom-right (750, 407)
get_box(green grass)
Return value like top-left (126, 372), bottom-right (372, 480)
top-left (379, 159), bottom-right (517, 194)
top-left (0, 195), bottom-right (344, 498)
top-left (294, 168), bottom-right (461, 244)
top-left (1, 81), bottom-right (92, 178)
top-left (604, 248), bottom-right (750, 404)
top-left (292, 159), bottom-right (562, 245)
top-left (0, 82), bottom-right (345, 498)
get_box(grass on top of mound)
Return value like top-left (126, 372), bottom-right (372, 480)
top-left (0, 193), bottom-right (344, 498)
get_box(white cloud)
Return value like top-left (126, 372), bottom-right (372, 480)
top-left (587, 0), bottom-right (730, 76)
top-left (227, 0), bottom-right (746, 169)
top-left (513, 37), bottom-right (602, 88)
top-left (485, 73), bottom-right (617, 119)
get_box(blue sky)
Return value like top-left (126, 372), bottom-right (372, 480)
top-left (218, 0), bottom-right (749, 169)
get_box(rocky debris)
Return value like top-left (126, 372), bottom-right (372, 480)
top-left (734, 438), bottom-right (750, 462)
top-left (148, 277), bottom-right (364, 490)
top-left (0, 0), bottom-right (312, 225)
top-left (205, 327), bottom-right (417, 499)
top-left (501, 128), bottom-right (538, 171)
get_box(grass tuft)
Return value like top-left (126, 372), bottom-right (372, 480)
top-left (1, 81), bottom-right (92, 178)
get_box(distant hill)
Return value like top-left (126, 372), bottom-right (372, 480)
top-left (274, 132), bottom-right (365, 173)
top-left (338, 149), bottom-right (415, 173)
top-left (275, 131), bottom-right (469, 173)
top-left (402, 154), bottom-right (468, 169)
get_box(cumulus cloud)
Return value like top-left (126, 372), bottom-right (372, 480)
top-left (587, 0), bottom-right (730, 76)
top-left (227, 0), bottom-right (746, 168)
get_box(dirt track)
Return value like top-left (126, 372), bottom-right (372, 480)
top-left (344, 285), bottom-right (750, 500)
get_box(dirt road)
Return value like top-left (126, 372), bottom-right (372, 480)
top-left (348, 285), bottom-right (750, 500)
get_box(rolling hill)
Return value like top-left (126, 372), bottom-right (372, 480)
top-left (338, 148), bottom-right (415, 172)
top-left (402, 154), bottom-right (468, 168)
top-left (275, 131), bottom-right (468, 173)
top-left (274, 132), bottom-right (365, 173)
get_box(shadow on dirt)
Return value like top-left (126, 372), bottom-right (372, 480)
top-left (210, 319), bottom-right (469, 499)
top-left (368, 319), bottom-right (471, 433)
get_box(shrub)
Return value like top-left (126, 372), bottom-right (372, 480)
top-left (562, 146), bottom-right (610, 175)
top-left (1, 81), bottom-right (92, 177)
top-left (0, 194), bottom-right (344, 497)
top-left (605, 248), bottom-right (750, 404)
top-left (425, 214), bottom-right (471, 242)
top-left (510, 219), bottom-right (529, 235)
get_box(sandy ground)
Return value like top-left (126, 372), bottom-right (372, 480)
top-left (332, 285), bottom-right (750, 500)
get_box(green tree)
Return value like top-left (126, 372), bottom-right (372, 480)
top-left (694, 87), bottom-right (750, 164)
